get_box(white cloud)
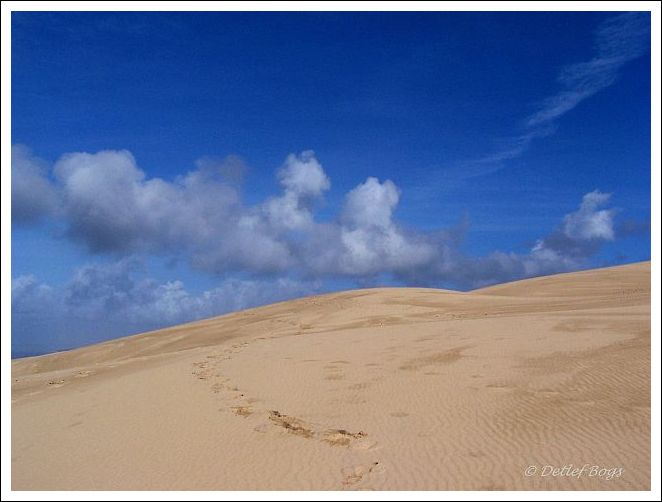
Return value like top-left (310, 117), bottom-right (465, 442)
top-left (341, 179), bottom-right (431, 273)
top-left (278, 150), bottom-right (330, 198)
top-left (263, 191), bottom-right (315, 232)
top-left (14, 194), bottom-right (615, 354)
top-left (12, 147), bottom-right (627, 356)
top-left (342, 177), bottom-right (399, 229)
top-left (53, 149), bottom-right (243, 253)
top-left (12, 145), bottom-right (624, 288)
top-left (290, 177), bottom-right (438, 278)
top-left (263, 151), bottom-right (331, 232)
top-left (51, 148), bottom-right (295, 274)
top-left (562, 190), bottom-right (616, 241)
top-left (485, 191), bottom-right (618, 281)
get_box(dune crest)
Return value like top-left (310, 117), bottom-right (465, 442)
top-left (12, 262), bottom-right (651, 490)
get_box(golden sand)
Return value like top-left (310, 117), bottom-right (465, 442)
top-left (12, 262), bottom-right (650, 490)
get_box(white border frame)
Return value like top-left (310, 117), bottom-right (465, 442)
top-left (1, 2), bottom-right (659, 501)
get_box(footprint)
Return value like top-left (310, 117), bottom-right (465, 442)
top-left (267, 411), bottom-right (371, 449)
top-left (231, 405), bottom-right (253, 417)
top-left (341, 462), bottom-right (381, 488)
top-left (322, 428), bottom-right (367, 447)
top-left (268, 411), bottom-right (315, 438)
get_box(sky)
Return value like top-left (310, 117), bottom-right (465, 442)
top-left (10, 11), bottom-right (651, 357)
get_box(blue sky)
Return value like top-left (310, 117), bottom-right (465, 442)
top-left (11, 11), bottom-right (651, 357)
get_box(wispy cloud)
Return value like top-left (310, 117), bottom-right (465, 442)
top-left (459, 12), bottom-right (649, 179)
top-left (527, 12), bottom-right (649, 128)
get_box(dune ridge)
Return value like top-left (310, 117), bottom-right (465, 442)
top-left (12, 262), bottom-right (651, 490)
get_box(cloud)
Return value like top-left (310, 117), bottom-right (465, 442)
top-left (53, 149), bottom-right (243, 253)
top-left (392, 190), bottom-right (619, 289)
top-left (452, 12), bottom-right (650, 180)
top-left (50, 149), bottom-right (293, 274)
top-left (263, 150), bottom-right (331, 232)
top-left (489, 191), bottom-right (617, 280)
top-left (12, 184), bottom-right (620, 355)
top-left (12, 148), bottom-right (628, 356)
top-left (11, 259), bottom-right (318, 357)
top-left (62, 258), bottom-right (315, 324)
top-left (342, 177), bottom-right (399, 229)
top-left (561, 190), bottom-right (616, 241)
top-left (13, 145), bottom-right (624, 289)
top-left (278, 150), bottom-right (331, 198)
top-left (11, 145), bottom-right (59, 223)
top-left (522, 190), bottom-right (616, 270)
top-left (331, 177), bottom-right (437, 277)
top-left (527, 12), bottom-right (649, 128)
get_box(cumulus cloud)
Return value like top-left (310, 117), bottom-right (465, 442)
top-left (465, 191), bottom-right (618, 286)
top-left (531, 190), bottom-right (616, 262)
top-left (11, 145), bottom-right (59, 223)
top-left (342, 177), bottom-right (399, 229)
top-left (561, 190), bottom-right (616, 241)
top-left (13, 182), bottom-right (621, 355)
top-left (278, 150), bottom-right (330, 198)
top-left (263, 150), bottom-right (331, 232)
top-left (11, 260), bottom-right (318, 357)
top-left (330, 177), bottom-right (437, 277)
top-left (49, 149), bottom-right (294, 274)
top-left (12, 145), bottom-right (625, 289)
top-left (12, 146), bottom-right (632, 355)
top-left (53, 149), bottom-right (242, 253)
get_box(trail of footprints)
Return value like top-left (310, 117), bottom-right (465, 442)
top-left (190, 337), bottom-right (382, 489)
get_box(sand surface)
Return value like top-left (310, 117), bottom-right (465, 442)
top-left (11, 262), bottom-right (651, 490)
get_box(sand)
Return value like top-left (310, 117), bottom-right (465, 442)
top-left (11, 262), bottom-right (651, 490)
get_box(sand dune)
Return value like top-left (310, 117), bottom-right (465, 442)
top-left (11, 262), bottom-right (651, 490)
